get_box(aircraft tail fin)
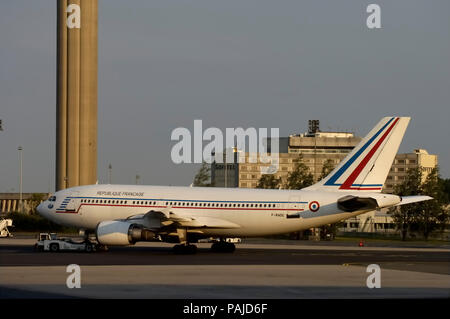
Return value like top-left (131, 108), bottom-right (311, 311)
top-left (304, 117), bottom-right (410, 192)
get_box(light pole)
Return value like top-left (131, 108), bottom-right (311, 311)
top-left (18, 146), bottom-right (23, 214)
top-left (108, 164), bottom-right (112, 184)
top-left (135, 174), bottom-right (140, 185)
top-left (224, 153), bottom-right (227, 188)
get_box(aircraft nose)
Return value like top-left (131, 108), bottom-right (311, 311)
top-left (37, 202), bottom-right (48, 218)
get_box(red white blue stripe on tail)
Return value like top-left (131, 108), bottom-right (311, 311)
top-left (305, 117), bottom-right (410, 192)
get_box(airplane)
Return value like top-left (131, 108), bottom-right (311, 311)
top-left (37, 117), bottom-right (432, 253)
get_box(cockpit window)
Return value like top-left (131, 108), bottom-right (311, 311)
top-left (49, 196), bottom-right (56, 202)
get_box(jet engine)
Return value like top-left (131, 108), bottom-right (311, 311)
top-left (96, 220), bottom-right (156, 246)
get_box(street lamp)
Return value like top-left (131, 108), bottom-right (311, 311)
top-left (108, 164), bottom-right (112, 184)
top-left (18, 146), bottom-right (23, 214)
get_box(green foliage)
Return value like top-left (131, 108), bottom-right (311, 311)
top-left (319, 159), bottom-right (335, 181)
top-left (257, 174), bottom-right (281, 189)
top-left (5, 212), bottom-right (75, 232)
top-left (442, 178), bottom-right (450, 204)
top-left (284, 155), bottom-right (314, 190)
top-left (28, 193), bottom-right (46, 214)
top-left (414, 168), bottom-right (449, 239)
top-left (391, 167), bottom-right (449, 240)
top-left (193, 162), bottom-right (213, 187)
top-left (320, 222), bottom-right (342, 240)
top-left (391, 167), bottom-right (422, 240)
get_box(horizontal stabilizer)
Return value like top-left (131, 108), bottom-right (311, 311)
top-left (396, 195), bottom-right (433, 206)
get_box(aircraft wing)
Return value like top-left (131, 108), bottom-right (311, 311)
top-left (124, 207), bottom-right (241, 229)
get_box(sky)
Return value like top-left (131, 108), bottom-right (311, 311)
top-left (0, 0), bottom-right (449, 193)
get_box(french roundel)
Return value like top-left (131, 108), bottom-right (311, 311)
top-left (309, 201), bottom-right (320, 212)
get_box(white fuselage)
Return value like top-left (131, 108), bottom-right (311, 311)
top-left (38, 184), bottom-right (373, 237)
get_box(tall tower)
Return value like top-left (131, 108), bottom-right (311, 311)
top-left (56, 0), bottom-right (98, 190)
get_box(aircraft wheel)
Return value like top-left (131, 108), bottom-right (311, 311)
top-left (226, 243), bottom-right (236, 253)
top-left (85, 243), bottom-right (93, 253)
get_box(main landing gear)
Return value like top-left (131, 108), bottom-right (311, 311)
top-left (172, 228), bottom-right (198, 254)
top-left (211, 240), bottom-right (236, 253)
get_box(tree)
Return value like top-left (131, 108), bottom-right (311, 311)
top-left (28, 193), bottom-right (45, 214)
top-left (391, 167), bottom-right (450, 240)
top-left (193, 162), bottom-right (213, 187)
top-left (284, 155), bottom-right (314, 190)
top-left (257, 174), bottom-right (281, 189)
top-left (319, 159), bottom-right (335, 181)
top-left (413, 168), bottom-right (449, 240)
top-left (442, 178), bottom-right (450, 204)
top-left (391, 167), bottom-right (422, 241)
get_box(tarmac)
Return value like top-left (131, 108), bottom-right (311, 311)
top-left (1, 238), bottom-right (449, 298)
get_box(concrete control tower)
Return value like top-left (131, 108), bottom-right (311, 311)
top-left (56, 0), bottom-right (98, 190)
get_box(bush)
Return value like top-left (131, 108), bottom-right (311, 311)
top-left (5, 212), bottom-right (77, 233)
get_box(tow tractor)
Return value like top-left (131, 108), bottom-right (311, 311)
top-left (35, 232), bottom-right (96, 252)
